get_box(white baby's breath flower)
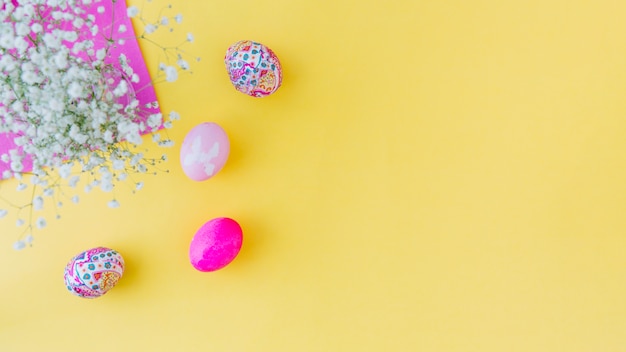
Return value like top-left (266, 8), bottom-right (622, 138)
top-left (13, 240), bottom-right (26, 251)
top-left (186, 33), bottom-right (194, 43)
top-left (31, 23), bottom-right (43, 33)
top-left (111, 158), bottom-right (124, 170)
top-left (164, 65), bottom-right (178, 82)
top-left (54, 52), bottom-right (68, 68)
top-left (136, 182), bottom-right (144, 190)
top-left (11, 160), bottom-right (24, 172)
top-left (177, 59), bottom-right (189, 70)
top-left (15, 22), bottom-right (29, 36)
top-left (100, 182), bottom-right (113, 192)
top-left (14, 36), bottom-right (29, 53)
top-left (160, 16), bottom-right (169, 26)
top-left (169, 111), bottom-right (180, 120)
top-left (0, 209), bottom-right (7, 218)
top-left (49, 98), bottom-right (64, 112)
top-left (16, 183), bottom-right (27, 191)
top-left (0, 33), bottom-right (15, 49)
top-left (36, 217), bottom-right (47, 229)
top-left (63, 31), bottom-right (78, 43)
top-left (59, 163), bottom-right (72, 179)
top-left (158, 140), bottom-right (175, 147)
top-left (72, 196), bottom-right (80, 204)
top-left (118, 24), bottom-right (127, 33)
top-left (103, 130), bottom-right (114, 144)
top-left (113, 79), bottom-right (128, 97)
top-left (130, 153), bottom-right (144, 166)
top-left (147, 113), bottom-right (163, 129)
top-left (145, 23), bottom-right (157, 34)
top-left (67, 81), bottom-right (84, 99)
top-left (125, 130), bottom-right (143, 145)
top-left (96, 48), bottom-right (106, 61)
top-left (16, 219), bottom-right (25, 227)
top-left (30, 176), bottom-right (41, 186)
top-left (73, 17), bottom-right (85, 28)
top-left (108, 199), bottom-right (120, 208)
top-left (68, 175), bottom-right (80, 188)
top-left (127, 6), bottom-right (139, 18)
top-left (33, 196), bottom-right (44, 210)
top-left (21, 70), bottom-right (39, 85)
top-left (175, 14), bottom-right (183, 23)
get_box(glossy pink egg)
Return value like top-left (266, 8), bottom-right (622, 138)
top-left (189, 217), bottom-right (243, 272)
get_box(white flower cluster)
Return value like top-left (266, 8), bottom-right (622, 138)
top-left (0, 0), bottom-right (194, 249)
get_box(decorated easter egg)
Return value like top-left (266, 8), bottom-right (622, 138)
top-left (225, 40), bottom-right (282, 97)
top-left (63, 247), bottom-right (124, 298)
top-left (189, 217), bottom-right (243, 272)
top-left (180, 122), bottom-right (230, 181)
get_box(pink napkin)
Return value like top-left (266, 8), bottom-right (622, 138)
top-left (0, 0), bottom-right (159, 177)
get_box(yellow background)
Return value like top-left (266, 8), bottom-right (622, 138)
top-left (2, 0), bottom-right (626, 350)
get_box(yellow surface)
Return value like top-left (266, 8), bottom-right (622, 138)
top-left (2, 0), bottom-right (626, 350)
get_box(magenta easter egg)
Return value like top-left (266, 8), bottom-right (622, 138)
top-left (63, 247), bottom-right (124, 298)
top-left (189, 217), bottom-right (243, 272)
top-left (225, 40), bottom-right (282, 97)
top-left (180, 123), bottom-right (230, 181)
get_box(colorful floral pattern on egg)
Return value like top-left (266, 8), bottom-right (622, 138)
top-left (225, 40), bottom-right (282, 97)
top-left (64, 247), bottom-right (124, 298)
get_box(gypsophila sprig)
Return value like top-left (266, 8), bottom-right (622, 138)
top-left (0, 0), bottom-right (195, 249)
top-left (127, 1), bottom-right (199, 83)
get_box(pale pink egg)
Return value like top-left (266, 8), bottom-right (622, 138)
top-left (180, 123), bottom-right (230, 181)
top-left (189, 217), bottom-right (243, 272)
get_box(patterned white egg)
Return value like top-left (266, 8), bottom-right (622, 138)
top-left (225, 40), bottom-right (282, 97)
top-left (64, 247), bottom-right (124, 298)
